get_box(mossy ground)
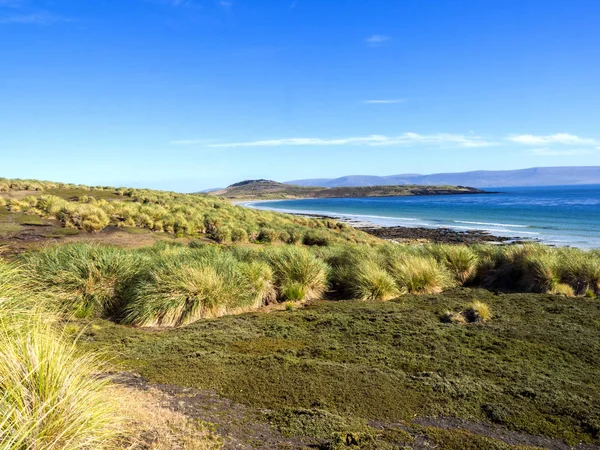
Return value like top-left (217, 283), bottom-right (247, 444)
top-left (76, 288), bottom-right (600, 448)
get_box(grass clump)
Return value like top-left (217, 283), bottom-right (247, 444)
top-left (465, 301), bottom-right (492, 323)
top-left (242, 260), bottom-right (277, 307)
top-left (428, 244), bottom-right (479, 285)
top-left (122, 252), bottom-right (259, 327)
top-left (302, 230), bottom-right (331, 247)
top-left (560, 250), bottom-right (600, 296)
top-left (550, 283), bottom-right (575, 297)
top-left (57, 202), bottom-right (111, 232)
top-left (348, 260), bottom-right (398, 301)
top-left (517, 246), bottom-right (561, 293)
top-left (0, 318), bottom-right (120, 449)
top-left (23, 243), bottom-right (145, 318)
top-left (267, 246), bottom-right (329, 302)
top-left (0, 259), bottom-right (24, 303)
top-left (388, 253), bottom-right (452, 294)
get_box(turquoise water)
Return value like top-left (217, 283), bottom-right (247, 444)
top-left (244, 185), bottom-right (600, 248)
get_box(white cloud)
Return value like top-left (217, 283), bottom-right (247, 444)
top-left (171, 132), bottom-right (497, 149)
top-left (507, 133), bottom-right (598, 146)
top-left (365, 35), bottom-right (390, 44)
top-left (363, 99), bottom-right (405, 104)
top-left (530, 148), bottom-right (594, 156)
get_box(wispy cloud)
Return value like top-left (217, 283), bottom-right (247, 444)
top-left (365, 34), bottom-right (390, 45)
top-left (530, 148), bottom-right (594, 156)
top-left (507, 133), bottom-right (599, 146)
top-left (0, 11), bottom-right (72, 24)
top-left (172, 133), bottom-right (498, 149)
top-left (363, 99), bottom-right (405, 104)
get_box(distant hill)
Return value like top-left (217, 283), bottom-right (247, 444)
top-left (209, 180), bottom-right (485, 200)
top-left (286, 166), bottom-right (600, 188)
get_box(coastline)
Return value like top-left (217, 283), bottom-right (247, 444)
top-left (240, 199), bottom-right (530, 245)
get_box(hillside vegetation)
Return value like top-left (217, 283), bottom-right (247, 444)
top-left (0, 176), bottom-right (599, 449)
top-left (209, 179), bottom-right (485, 200)
top-left (0, 177), bottom-right (374, 248)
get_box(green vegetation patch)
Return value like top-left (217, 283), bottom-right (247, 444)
top-left (78, 289), bottom-right (600, 445)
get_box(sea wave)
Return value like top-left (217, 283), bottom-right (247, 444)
top-left (454, 220), bottom-right (528, 228)
top-left (451, 226), bottom-right (540, 235)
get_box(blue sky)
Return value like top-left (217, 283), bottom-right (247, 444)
top-left (1, 0), bottom-right (599, 191)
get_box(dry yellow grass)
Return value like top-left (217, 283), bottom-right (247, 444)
top-left (112, 385), bottom-right (222, 450)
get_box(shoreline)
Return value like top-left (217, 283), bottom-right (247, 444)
top-left (240, 200), bottom-right (531, 245)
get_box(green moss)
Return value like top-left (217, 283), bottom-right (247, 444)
top-left (266, 408), bottom-right (369, 439)
top-left (421, 427), bottom-right (543, 450)
top-left (76, 289), bottom-right (600, 445)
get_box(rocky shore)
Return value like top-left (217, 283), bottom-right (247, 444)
top-left (357, 225), bottom-right (522, 245)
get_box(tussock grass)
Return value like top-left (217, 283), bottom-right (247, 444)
top-left (388, 254), bottom-right (453, 295)
top-left (427, 244), bottom-right (478, 285)
top-left (242, 261), bottom-right (277, 307)
top-left (0, 318), bottom-right (120, 449)
top-left (0, 259), bottom-right (24, 303)
top-left (13, 240), bottom-right (600, 329)
top-left (327, 246), bottom-right (399, 301)
top-left (350, 261), bottom-right (399, 301)
top-left (560, 250), bottom-right (600, 295)
top-left (473, 244), bottom-right (600, 296)
top-left (23, 243), bottom-right (145, 318)
top-left (517, 246), bottom-right (561, 293)
top-left (465, 301), bottom-right (492, 323)
top-left (2, 179), bottom-right (375, 245)
top-left (551, 283), bottom-right (575, 297)
top-left (267, 246), bottom-right (329, 302)
top-left (122, 253), bottom-right (258, 327)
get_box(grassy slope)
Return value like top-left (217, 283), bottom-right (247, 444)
top-left (0, 181), bottom-right (376, 254)
top-left (209, 179), bottom-right (484, 199)
top-left (78, 289), bottom-right (600, 447)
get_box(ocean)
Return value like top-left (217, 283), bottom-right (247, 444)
top-left (243, 185), bottom-right (600, 249)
